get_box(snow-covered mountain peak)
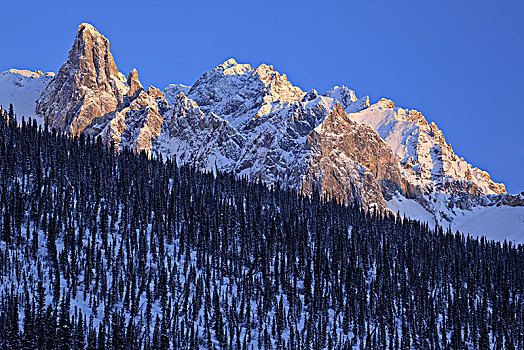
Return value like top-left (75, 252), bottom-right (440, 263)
top-left (0, 69), bottom-right (55, 123)
top-left (186, 60), bottom-right (306, 128)
top-left (252, 63), bottom-right (304, 99)
top-left (217, 57), bottom-right (240, 69)
top-left (324, 85), bottom-right (357, 103)
top-left (4, 23), bottom-right (519, 239)
top-left (217, 58), bottom-right (253, 76)
top-left (322, 85), bottom-right (369, 114)
top-left (349, 99), bottom-right (506, 197)
top-left (6, 69), bottom-right (54, 79)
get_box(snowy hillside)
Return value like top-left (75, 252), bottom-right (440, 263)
top-left (0, 69), bottom-right (54, 124)
top-left (388, 193), bottom-right (524, 244)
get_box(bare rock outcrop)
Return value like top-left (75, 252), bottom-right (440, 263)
top-left (36, 23), bottom-right (128, 135)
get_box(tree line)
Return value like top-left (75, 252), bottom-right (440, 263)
top-left (0, 105), bottom-right (523, 349)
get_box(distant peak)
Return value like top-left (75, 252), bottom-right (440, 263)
top-left (217, 58), bottom-right (239, 69)
top-left (324, 85), bottom-right (357, 102)
top-left (6, 69), bottom-right (55, 79)
top-left (216, 58), bottom-right (252, 75)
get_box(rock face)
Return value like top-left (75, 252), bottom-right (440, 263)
top-left (85, 87), bottom-right (164, 154)
top-left (152, 61), bottom-right (406, 210)
top-left (36, 23), bottom-right (168, 155)
top-left (36, 23), bottom-right (128, 135)
top-left (301, 103), bottom-right (405, 208)
top-left (187, 59), bottom-right (305, 128)
top-left (31, 23), bottom-right (515, 217)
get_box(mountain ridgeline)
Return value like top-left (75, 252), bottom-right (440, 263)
top-left (21, 23), bottom-right (517, 229)
top-left (1, 102), bottom-right (524, 348)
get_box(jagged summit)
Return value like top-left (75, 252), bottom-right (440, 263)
top-left (35, 23), bottom-right (167, 155)
top-left (217, 58), bottom-right (239, 68)
top-left (126, 68), bottom-right (143, 98)
top-left (324, 85), bottom-right (370, 113)
top-left (36, 22), bottom-right (128, 135)
top-left (348, 100), bottom-right (507, 198)
top-left (187, 58), bottom-right (305, 128)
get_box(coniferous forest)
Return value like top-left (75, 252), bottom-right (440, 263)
top-left (0, 104), bottom-right (523, 350)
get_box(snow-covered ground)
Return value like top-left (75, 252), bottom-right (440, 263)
top-left (451, 206), bottom-right (524, 245)
top-left (388, 194), bottom-right (524, 245)
top-left (387, 196), bottom-right (437, 227)
top-left (0, 69), bottom-right (54, 124)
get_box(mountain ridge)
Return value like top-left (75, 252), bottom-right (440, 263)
top-left (0, 22), bottom-right (521, 240)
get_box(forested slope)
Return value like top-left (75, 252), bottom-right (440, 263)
top-left (0, 107), bottom-right (523, 349)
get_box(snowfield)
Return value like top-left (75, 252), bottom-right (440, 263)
top-left (388, 194), bottom-right (524, 244)
top-left (0, 69), bottom-right (54, 124)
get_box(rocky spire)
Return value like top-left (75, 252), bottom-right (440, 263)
top-left (126, 68), bottom-right (143, 99)
top-left (36, 23), bottom-right (128, 135)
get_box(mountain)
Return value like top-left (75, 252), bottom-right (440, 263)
top-left (0, 69), bottom-right (54, 123)
top-left (1, 22), bottom-right (521, 240)
top-left (348, 99), bottom-right (506, 197)
top-left (36, 23), bottom-right (128, 135)
top-left (156, 60), bottom-right (409, 210)
top-left (33, 25), bottom-right (410, 211)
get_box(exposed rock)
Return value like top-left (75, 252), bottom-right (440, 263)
top-left (301, 89), bottom-right (318, 103)
top-left (85, 88), bottom-right (164, 155)
top-left (126, 68), bottom-right (143, 99)
top-left (36, 23), bottom-right (128, 135)
top-left (156, 92), bottom-right (244, 169)
top-left (187, 58), bottom-right (305, 128)
top-left (301, 104), bottom-right (404, 210)
top-left (147, 86), bottom-right (170, 115)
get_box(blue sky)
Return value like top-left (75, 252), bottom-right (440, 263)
top-left (1, 0), bottom-right (523, 192)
